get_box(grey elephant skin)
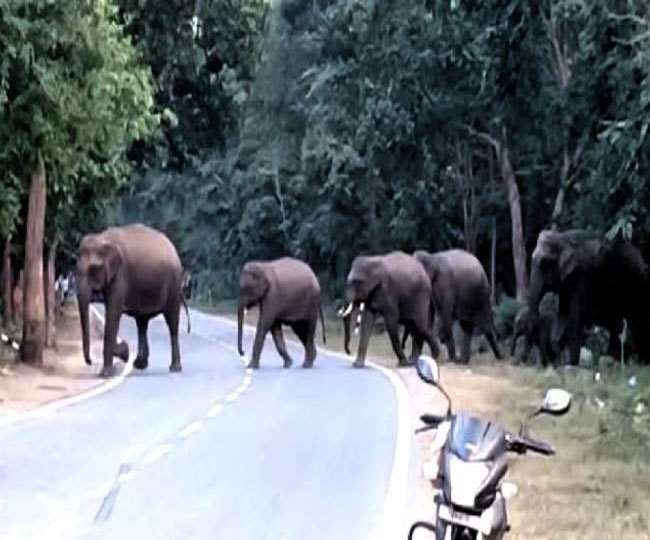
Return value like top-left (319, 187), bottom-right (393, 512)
top-left (237, 257), bottom-right (326, 369)
top-left (511, 298), bottom-right (559, 367)
top-left (413, 249), bottom-right (502, 364)
top-left (341, 251), bottom-right (439, 368)
top-left (528, 229), bottom-right (650, 365)
top-left (76, 223), bottom-right (190, 377)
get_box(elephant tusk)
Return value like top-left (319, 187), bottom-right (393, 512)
top-left (339, 302), bottom-right (354, 318)
top-left (359, 302), bottom-right (365, 312)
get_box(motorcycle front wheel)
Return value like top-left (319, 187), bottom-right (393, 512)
top-left (436, 519), bottom-right (477, 540)
top-left (407, 520), bottom-right (437, 539)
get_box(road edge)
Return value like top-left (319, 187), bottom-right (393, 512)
top-left (204, 311), bottom-right (413, 540)
top-left (0, 306), bottom-right (133, 429)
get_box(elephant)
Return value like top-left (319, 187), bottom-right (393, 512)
top-left (413, 249), bottom-right (502, 364)
top-left (510, 295), bottom-right (560, 367)
top-left (76, 224), bottom-right (190, 378)
top-left (237, 257), bottom-right (326, 369)
top-left (528, 229), bottom-right (650, 366)
top-left (339, 251), bottom-right (439, 368)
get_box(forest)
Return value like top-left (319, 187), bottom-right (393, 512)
top-left (2, 0), bottom-right (650, 363)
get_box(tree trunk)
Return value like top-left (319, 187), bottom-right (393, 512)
top-left (21, 155), bottom-right (47, 365)
top-left (2, 236), bottom-right (12, 326)
top-left (13, 270), bottom-right (23, 325)
top-left (44, 239), bottom-right (58, 349)
top-left (499, 146), bottom-right (528, 302)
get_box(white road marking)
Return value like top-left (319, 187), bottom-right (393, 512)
top-left (0, 306), bottom-right (133, 429)
top-left (90, 482), bottom-right (116, 500)
top-left (207, 403), bottom-right (224, 417)
top-left (178, 420), bottom-right (203, 439)
top-left (121, 443), bottom-right (147, 462)
top-left (246, 368), bottom-right (253, 375)
top-left (141, 444), bottom-right (173, 465)
top-left (118, 469), bottom-right (137, 484)
top-left (225, 389), bottom-right (243, 402)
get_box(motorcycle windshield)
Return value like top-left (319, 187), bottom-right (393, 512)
top-left (448, 413), bottom-right (506, 462)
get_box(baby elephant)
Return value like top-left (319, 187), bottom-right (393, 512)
top-left (237, 257), bottom-right (326, 369)
top-left (510, 305), bottom-right (560, 367)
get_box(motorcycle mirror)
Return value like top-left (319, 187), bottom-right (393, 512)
top-left (416, 355), bottom-right (440, 386)
top-left (540, 388), bottom-right (572, 416)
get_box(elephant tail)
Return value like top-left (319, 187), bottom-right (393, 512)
top-left (181, 293), bottom-right (191, 334)
top-left (319, 305), bottom-right (327, 344)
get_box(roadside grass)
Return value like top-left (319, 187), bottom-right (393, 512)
top-left (466, 356), bottom-right (650, 538)
top-left (193, 301), bottom-right (650, 537)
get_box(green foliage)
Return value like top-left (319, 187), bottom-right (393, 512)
top-left (493, 295), bottom-right (522, 339)
top-left (115, 0), bottom-right (650, 305)
top-left (0, 0), bottom-right (157, 259)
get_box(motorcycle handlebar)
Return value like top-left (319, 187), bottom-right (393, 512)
top-left (507, 434), bottom-right (555, 456)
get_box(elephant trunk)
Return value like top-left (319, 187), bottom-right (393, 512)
top-left (237, 302), bottom-right (245, 357)
top-left (343, 309), bottom-right (352, 355)
top-left (77, 277), bottom-right (92, 365)
top-left (340, 302), bottom-right (358, 356)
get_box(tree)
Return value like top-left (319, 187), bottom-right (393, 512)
top-left (0, 0), bottom-right (156, 363)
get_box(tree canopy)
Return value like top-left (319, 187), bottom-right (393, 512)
top-left (4, 0), bottom-right (650, 306)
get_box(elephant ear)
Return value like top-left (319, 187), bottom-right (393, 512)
top-left (558, 246), bottom-right (578, 281)
top-left (99, 242), bottom-right (123, 285)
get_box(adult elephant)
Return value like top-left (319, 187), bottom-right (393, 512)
top-left (76, 224), bottom-right (190, 378)
top-left (413, 249), bottom-right (502, 364)
top-left (237, 257), bottom-right (326, 369)
top-left (339, 251), bottom-right (439, 368)
top-left (528, 229), bottom-right (649, 366)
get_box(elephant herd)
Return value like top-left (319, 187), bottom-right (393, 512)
top-left (75, 223), bottom-right (650, 377)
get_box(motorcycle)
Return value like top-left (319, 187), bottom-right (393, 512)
top-left (408, 355), bottom-right (572, 540)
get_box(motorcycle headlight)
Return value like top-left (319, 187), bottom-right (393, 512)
top-left (445, 454), bottom-right (491, 508)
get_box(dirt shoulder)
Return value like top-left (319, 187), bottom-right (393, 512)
top-left (0, 302), bottom-right (111, 416)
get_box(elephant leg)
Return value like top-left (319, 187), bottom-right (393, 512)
top-left (566, 301), bottom-right (584, 366)
top-left (412, 317), bottom-right (440, 360)
top-left (480, 318), bottom-right (502, 360)
top-left (438, 314), bottom-right (455, 361)
top-left (409, 332), bottom-right (424, 365)
top-left (520, 334), bottom-right (534, 365)
top-left (271, 323), bottom-right (293, 368)
top-left (249, 315), bottom-right (270, 369)
top-left (606, 323), bottom-right (620, 357)
top-left (164, 305), bottom-right (182, 372)
top-left (385, 315), bottom-right (409, 366)
top-left (459, 320), bottom-right (474, 364)
top-left (101, 295), bottom-right (123, 378)
top-left (133, 316), bottom-right (150, 370)
top-left (294, 318), bottom-right (317, 368)
top-left (355, 310), bottom-right (376, 368)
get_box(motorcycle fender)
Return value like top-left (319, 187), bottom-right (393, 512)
top-left (481, 492), bottom-right (508, 539)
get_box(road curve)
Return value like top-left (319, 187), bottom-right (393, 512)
top-left (0, 309), bottom-right (405, 540)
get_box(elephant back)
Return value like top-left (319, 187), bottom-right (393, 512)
top-left (104, 224), bottom-right (182, 273)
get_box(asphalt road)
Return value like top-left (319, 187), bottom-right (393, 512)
top-left (0, 308), bottom-right (409, 540)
